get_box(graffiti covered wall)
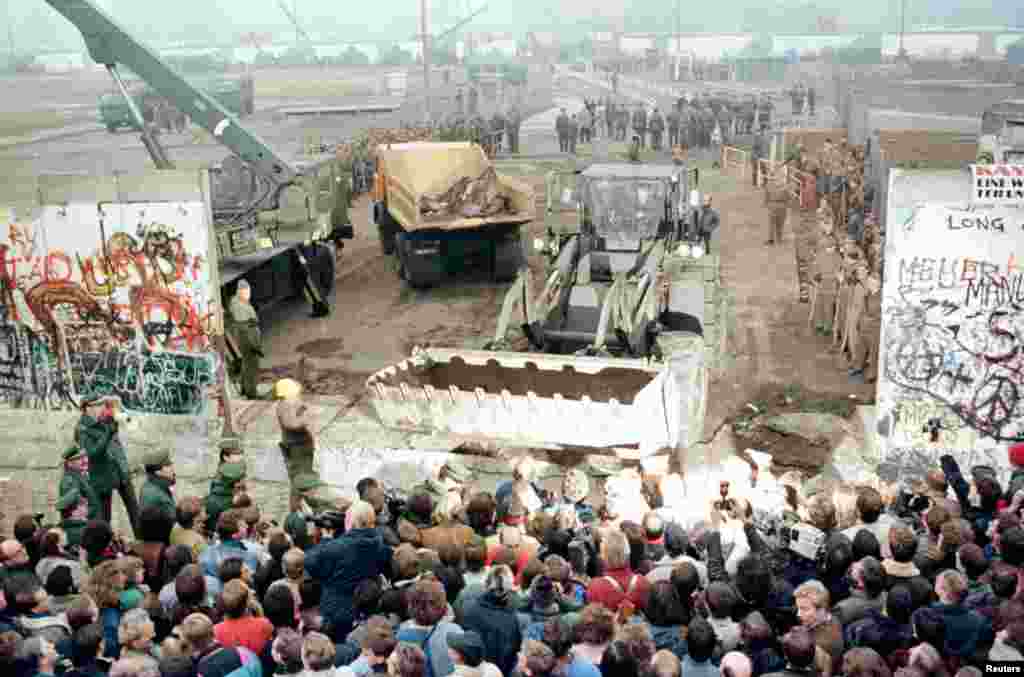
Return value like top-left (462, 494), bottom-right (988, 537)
top-left (876, 202), bottom-right (1024, 483)
top-left (0, 201), bottom-right (218, 414)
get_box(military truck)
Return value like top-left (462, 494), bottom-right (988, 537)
top-left (99, 76), bottom-right (253, 133)
top-left (372, 142), bottom-right (536, 288)
top-left (979, 100), bottom-right (1024, 163)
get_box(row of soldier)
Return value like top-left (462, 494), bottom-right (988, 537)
top-left (762, 137), bottom-right (882, 383)
top-left (432, 107), bottom-right (524, 155)
top-left (553, 92), bottom-right (777, 154)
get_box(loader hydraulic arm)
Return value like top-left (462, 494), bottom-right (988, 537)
top-left (44, 0), bottom-right (298, 192)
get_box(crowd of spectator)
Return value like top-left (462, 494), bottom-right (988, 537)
top-left (3, 428), bottom-right (1024, 677)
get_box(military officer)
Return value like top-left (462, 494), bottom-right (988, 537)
top-left (229, 280), bottom-right (263, 400)
top-left (567, 114), bottom-right (579, 154)
top-left (666, 107), bottom-right (680, 149)
top-left (75, 395), bottom-right (139, 536)
top-left (648, 108), bottom-right (665, 151)
top-left (140, 449), bottom-right (177, 520)
top-left (632, 104), bottom-right (647, 149)
top-left (205, 461), bottom-right (247, 534)
top-left (59, 445), bottom-right (101, 521)
top-left (506, 106), bottom-right (522, 155)
top-left (56, 489), bottom-right (89, 549)
top-left (555, 108), bottom-right (570, 153)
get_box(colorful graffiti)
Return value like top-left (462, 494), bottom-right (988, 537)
top-left (876, 203), bottom-right (1024, 483)
top-left (0, 202), bottom-right (217, 414)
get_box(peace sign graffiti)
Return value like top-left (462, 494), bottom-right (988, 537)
top-left (889, 339), bottom-right (943, 384)
top-left (969, 376), bottom-right (1020, 431)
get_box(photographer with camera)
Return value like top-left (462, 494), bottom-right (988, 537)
top-left (74, 395), bottom-right (139, 538)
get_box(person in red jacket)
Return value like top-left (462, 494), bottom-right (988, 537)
top-left (214, 579), bottom-right (273, 655)
top-left (585, 530), bottom-right (651, 616)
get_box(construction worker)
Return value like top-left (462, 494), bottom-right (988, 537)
top-left (228, 280), bottom-right (263, 400)
top-left (555, 108), bottom-right (569, 153)
top-left (275, 378), bottom-right (318, 492)
top-left (649, 108), bottom-right (665, 151)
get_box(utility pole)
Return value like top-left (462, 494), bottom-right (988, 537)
top-left (674, 0), bottom-right (680, 81)
top-left (421, 0), bottom-right (431, 124)
top-left (898, 0), bottom-right (907, 58)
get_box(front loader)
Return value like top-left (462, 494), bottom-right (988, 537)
top-left (360, 162), bottom-right (727, 455)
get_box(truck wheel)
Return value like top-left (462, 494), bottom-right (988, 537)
top-left (378, 222), bottom-right (398, 256)
top-left (493, 232), bottom-right (525, 282)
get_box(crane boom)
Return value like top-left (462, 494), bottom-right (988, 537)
top-left (44, 0), bottom-right (297, 187)
top-left (275, 0), bottom-right (315, 47)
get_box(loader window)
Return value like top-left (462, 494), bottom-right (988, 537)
top-left (586, 179), bottom-right (665, 248)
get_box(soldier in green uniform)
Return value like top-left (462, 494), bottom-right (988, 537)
top-left (412, 459), bottom-right (472, 507)
top-left (75, 395), bottom-right (139, 536)
top-left (228, 280), bottom-right (263, 400)
top-left (56, 489), bottom-right (90, 549)
top-left (140, 449), bottom-right (177, 520)
top-left (59, 445), bottom-right (101, 521)
top-left (205, 461), bottom-right (247, 534)
top-left (506, 106), bottom-right (522, 155)
top-left (274, 379), bottom-right (318, 494)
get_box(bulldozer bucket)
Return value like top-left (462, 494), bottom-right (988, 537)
top-left (365, 348), bottom-right (666, 450)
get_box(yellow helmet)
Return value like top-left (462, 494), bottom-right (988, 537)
top-left (274, 378), bottom-right (302, 400)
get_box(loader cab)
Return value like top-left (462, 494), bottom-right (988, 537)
top-left (576, 164), bottom-right (689, 282)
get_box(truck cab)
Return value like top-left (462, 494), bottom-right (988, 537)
top-left (979, 100), bottom-right (1024, 163)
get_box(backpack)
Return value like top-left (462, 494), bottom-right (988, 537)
top-left (602, 574), bottom-right (640, 614)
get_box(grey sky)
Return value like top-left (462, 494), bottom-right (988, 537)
top-left (4, 0), bottom-right (1021, 52)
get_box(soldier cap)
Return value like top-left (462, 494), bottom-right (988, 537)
top-left (142, 449), bottom-right (173, 469)
top-left (236, 280), bottom-right (251, 291)
top-left (218, 437), bottom-right (243, 452)
top-left (293, 473), bottom-right (325, 493)
top-left (56, 488), bottom-right (82, 512)
top-left (63, 445), bottom-right (86, 462)
top-left (220, 461), bottom-right (247, 483)
top-left (274, 378), bottom-right (303, 400)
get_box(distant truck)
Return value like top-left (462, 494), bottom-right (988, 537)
top-left (98, 75), bottom-right (254, 132)
top-left (979, 99), bottom-right (1024, 163)
top-left (371, 142), bottom-right (535, 288)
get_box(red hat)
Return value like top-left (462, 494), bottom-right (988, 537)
top-left (1010, 442), bottom-right (1024, 467)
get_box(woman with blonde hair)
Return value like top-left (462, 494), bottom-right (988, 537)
top-left (86, 559), bottom-right (129, 660)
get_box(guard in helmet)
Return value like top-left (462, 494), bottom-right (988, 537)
top-left (275, 378), bottom-right (317, 491)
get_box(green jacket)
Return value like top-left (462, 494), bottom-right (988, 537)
top-left (75, 415), bottom-right (130, 495)
top-left (205, 473), bottom-right (236, 532)
top-left (140, 474), bottom-right (176, 519)
top-left (59, 469), bottom-right (102, 520)
top-left (228, 297), bottom-right (262, 353)
top-left (61, 519), bottom-right (87, 549)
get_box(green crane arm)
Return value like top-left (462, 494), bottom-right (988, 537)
top-left (44, 0), bottom-right (297, 187)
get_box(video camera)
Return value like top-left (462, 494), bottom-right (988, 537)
top-left (894, 490), bottom-right (931, 524)
top-left (779, 522), bottom-right (826, 561)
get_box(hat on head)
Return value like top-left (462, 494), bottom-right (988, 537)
top-left (447, 630), bottom-right (485, 667)
top-left (1010, 442), bottom-right (1024, 468)
top-left (62, 445), bottom-right (85, 462)
top-left (142, 449), bottom-right (173, 469)
top-left (236, 280), bottom-right (250, 291)
top-left (293, 473), bottom-right (325, 493)
top-left (220, 461), bottom-right (246, 484)
top-left (284, 511), bottom-right (308, 541)
top-left (274, 379), bottom-right (302, 400)
top-left (218, 437), bottom-right (243, 452)
top-left (55, 488), bottom-right (82, 512)
top-left (80, 394), bottom-right (114, 408)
